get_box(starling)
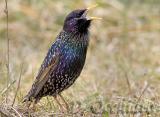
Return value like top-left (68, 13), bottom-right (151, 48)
top-left (23, 6), bottom-right (101, 108)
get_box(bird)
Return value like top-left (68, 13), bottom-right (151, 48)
top-left (23, 5), bottom-right (101, 110)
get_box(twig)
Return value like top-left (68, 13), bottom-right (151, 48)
top-left (124, 71), bottom-right (132, 95)
top-left (4, 0), bottom-right (10, 103)
top-left (136, 82), bottom-right (149, 104)
top-left (1, 80), bottom-right (16, 95)
top-left (10, 106), bottom-right (22, 117)
top-left (118, 61), bottom-right (132, 95)
top-left (12, 64), bottom-right (23, 107)
top-left (133, 82), bottom-right (149, 117)
top-left (116, 56), bottom-right (132, 95)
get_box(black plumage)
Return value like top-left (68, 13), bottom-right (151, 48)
top-left (23, 8), bottom-right (94, 104)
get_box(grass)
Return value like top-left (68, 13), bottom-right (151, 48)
top-left (0, 0), bottom-right (160, 116)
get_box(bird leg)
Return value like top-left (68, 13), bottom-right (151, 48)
top-left (54, 96), bottom-right (65, 112)
top-left (32, 100), bottom-right (37, 111)
top-left (27, 101), bottom-right (32, 108)
top-left (23, 101), bottom-right (31, 110)
top-left (58, 94), bottom-right (69, 111)
top-left (23, 100), bottom-right (37, 113)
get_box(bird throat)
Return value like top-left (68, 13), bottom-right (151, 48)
top-left (59, 30), bottom-right (89, 48)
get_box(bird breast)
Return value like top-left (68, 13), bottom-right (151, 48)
top-left (55, 43), bottom-right (87, 80)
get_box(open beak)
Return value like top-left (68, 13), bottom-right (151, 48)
top-left (82, 4), bottom-right (102, 20)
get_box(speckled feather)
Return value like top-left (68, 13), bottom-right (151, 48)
top-left (23, 9), bottom-right (91, 103)
top-left (24, 31), bottom-right (89, 102)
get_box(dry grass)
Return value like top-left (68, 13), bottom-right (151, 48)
top-left (0, 0), bottom-right (160, 116)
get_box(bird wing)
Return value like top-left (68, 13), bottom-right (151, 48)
top-left (33, 52), bottom-right (60, 97)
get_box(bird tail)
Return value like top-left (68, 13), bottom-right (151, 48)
top-left (23, 84), bottom-right (37, 102)
top-left (23, 91), bottom-right (40, 108)
top-left (23, 87), bottom-right (41, 104)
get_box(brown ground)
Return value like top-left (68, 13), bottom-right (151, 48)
top-left (0, 0), bottom-right (160, 116)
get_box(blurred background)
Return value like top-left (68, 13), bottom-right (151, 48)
top-left (0, 0), bottom-right (160, 116)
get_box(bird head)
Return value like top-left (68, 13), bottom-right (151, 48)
top-left (63, 5), bottom-right (101, 34)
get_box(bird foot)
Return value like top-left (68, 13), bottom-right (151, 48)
top-left (58, 94), bottom-right (70, 112)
